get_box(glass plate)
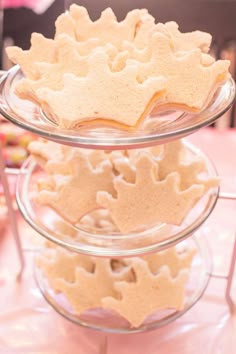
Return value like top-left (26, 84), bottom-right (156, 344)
top-left (0, 66), bottom-right (235, 149)
top-left (16, 142), bottom-right (219, 257)
top-left (34, 234), bottom-right (212, 333)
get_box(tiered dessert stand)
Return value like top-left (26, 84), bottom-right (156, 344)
top-left (0, 65), bottom-right (235, 350)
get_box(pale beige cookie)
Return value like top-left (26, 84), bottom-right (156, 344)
top-left (142, 247), bottom-right (196, 277)
top-left (126, 145), bottom-right (163, 164)
top-left (158, 140), bottom-right (220, 190)
top-left (46, 149), bottom-right (107, 175)
top-left (14, 35), bottom-right (89, 103)
top-left (155, 21), bottom-right (212, 53)
top-left (136, 32), bottom-right (229, 111)
top-left (102, 259), bottom-right (189, 327)
top-left (29, 139), bottom-right (107, 175)
top-left (6, 33), bottom-right (56, 79)
top-left (36, 49), bottom-right (166, 129)
top-left (201, 53), bottom-right (215, 66)
top-left (80, 209), bottom-right (118, 233)
top-left (55, 5), bottom-right (154, 51)
top-left (6, 6), bottom-right (230, 129)
top-left (86, 150), bottom-right (108, 168)
top-left (28, 140), bottom-right (69, 168)
top-left (55, 10), bottom-right (77, 39)
top-left (53, 258), bottom-right (131, 315)
top-left (97, 154), bottom-right (204, 233)
top-left (37, 175), bottom-right (55, 192)
top-left (69, 6), bottom-right (151, 46)
top-left (36, 150), bottom-right (115, 224)
top-left (37, 247), bottom-right (94, 284)
top-left (112, 155), bottom-right (136, 183)
top-left (49, 219), bottom-right (78, 242)
top-left (123, 22), bottom-right (212, 64)
top-left (15, 36), bottom-right (119, 104)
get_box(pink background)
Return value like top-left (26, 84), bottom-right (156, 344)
top-left (0, 128), bottom-right (236, 353)
top-left (3, 0), bottom-right (40, 8)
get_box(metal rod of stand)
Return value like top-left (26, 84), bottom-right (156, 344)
top-left (0, 0), bottom-right (3, 69)
top-left (99, 335), bottom-right (108, 354)
top-left (218, 191), bottom-right (236, 311)
top-left (0, 141), bottom-right (25, 278)
top-left (219, 192), bottom-right (236, 200)
top-left (225, 233), bottom-right (236, 313)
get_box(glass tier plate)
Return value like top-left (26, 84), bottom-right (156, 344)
top-left (34, 234), bottom-right (211, 333)
top-left (0, 66), bottom-right (235, 149)
top-left (16, 142), bottom-right (219, 257)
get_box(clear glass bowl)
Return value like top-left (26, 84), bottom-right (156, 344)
top-left (16, 142), bottom-right (219, 257)
top-left (0, 66), bottom-right (235, 149)
top-left (35, 233), bottom-right (211, 333)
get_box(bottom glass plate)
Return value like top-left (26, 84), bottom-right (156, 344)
top-left (35, 231), bottom-right (211, 334)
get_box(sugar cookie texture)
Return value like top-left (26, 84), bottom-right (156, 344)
top-left (7, 5), bottom-right (230, 129)
top-left (37, 242), bottom-right (196, 327)
top-left (29, 139), bottom-right (219, 232)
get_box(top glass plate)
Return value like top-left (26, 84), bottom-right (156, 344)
top-left (0, 66), bottom-right (235, 150)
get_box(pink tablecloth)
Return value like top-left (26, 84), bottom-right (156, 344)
top-left (0, 128), bottom-right (236, 354)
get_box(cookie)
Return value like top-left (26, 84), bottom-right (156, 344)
top-left (52, 257), bottom-right (131, 314)
top-left (6, 5), bottom-right (230, 129)
top-left (158, 140), bottom-right (220, 190)
top-left (136, 32), bottom-right (229, 110)
top-left (36, 149), bottom-right (115, 223)
top-left (6, 33), bottom-right (56, 79)
top-left (97, 154), bottom-right (205, 233)
top-left (28, 140), bottom-right (68, 168)
top-left (102, 259), bottom-right (189, 327)
top-left (142, 246), bottom-right (196, 277)
top-left (37, 247), bottom-right (94, 285)
top-left (36, 49), bottom-right (166, 128)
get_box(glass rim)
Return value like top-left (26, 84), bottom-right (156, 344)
top-left (0, 66), bottom-right (235, 150)
top-left (34, 233), bottom-right (212, 334)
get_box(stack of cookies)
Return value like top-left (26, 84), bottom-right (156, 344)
top-left (29, 137), bottom-right (217, 328)
top-left (6, 4), bottom-right (228, 329)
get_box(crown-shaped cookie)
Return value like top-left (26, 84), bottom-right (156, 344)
top-left (36, 149), bottom-right (115, 223)
top-left (35, 49), bottom-right (166, 129)
top-left (37, 243), bottom-right (195, 327)
top-left (15, 36), bottom-right (119, 103)
top-left (6, 33), bottom-right (56, 79)
top-left (6, 5), bottom-right (230, 130)
top-left (102, 259), bottom-right (189, 327)
top-left (158, 140), bottom-right (219, 190)
top-left (56, 5), bottom-right (211, 54)
top-left (97, 154), bottom-right (205, 232)
top-left (37, 247), bottom-right (94, 286)
top-left (29, 140), bottom-right (107, 173)
top-left (142, 246), bottom-right (196, 277)
top-left (33, 139), bottom-right (219, 232)
top-left (155, 21), bottom-right (212, 53)
top-left (52, 257), bottom-right (132, 315)
top-left (135, 32), bottom-right (229, 110)
top-left (24, 34), bottom-right (228, 128)
top-left (56, 6), bottom-right (151, 46)
top-left (28, 140), bottom-right (70, 168)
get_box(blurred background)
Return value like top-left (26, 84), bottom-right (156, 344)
top-left (0, 0), bottom-right (236, 130)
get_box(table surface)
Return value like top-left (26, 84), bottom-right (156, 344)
top-left (0, 128), bottom-right (236, 354)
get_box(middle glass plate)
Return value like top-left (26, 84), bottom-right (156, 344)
top-left (16, 143), bottom-right (219, 257)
